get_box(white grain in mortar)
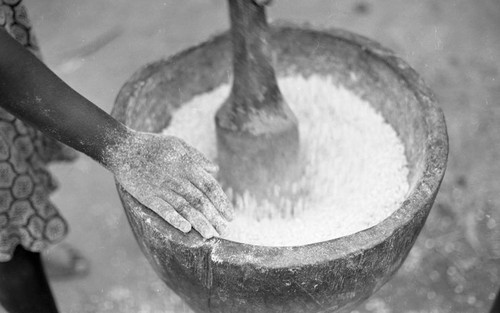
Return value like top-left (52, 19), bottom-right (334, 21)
top-left (163, 75), bottom-right (409, 246)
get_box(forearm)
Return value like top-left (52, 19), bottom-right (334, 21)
top-left (0, 28), bottom-right (130, 167)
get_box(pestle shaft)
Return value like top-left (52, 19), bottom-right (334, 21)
top-left (228, 0), bottom-right (282, 114)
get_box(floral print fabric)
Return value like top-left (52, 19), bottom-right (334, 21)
top-left (0, 0), bottom-right (76, 261)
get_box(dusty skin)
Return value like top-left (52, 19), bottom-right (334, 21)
top-left (105, 130), bottom-right (234, 239)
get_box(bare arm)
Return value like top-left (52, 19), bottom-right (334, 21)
top-left (0, 28), bottom-right (233, 238)
top-left (0, 28), bottom-right (129, 167)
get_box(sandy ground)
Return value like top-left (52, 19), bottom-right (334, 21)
top-left (2, 0), bottom-right (499, 312)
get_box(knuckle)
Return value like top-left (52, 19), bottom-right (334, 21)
top-left (203, 181), bottom-right (216, 194)
top-left (193, 197), bottom-right (205, 210)
top-left (176, 203), bottom-right (190, 215)
top-left (172, 180), bottom-right (189, 194)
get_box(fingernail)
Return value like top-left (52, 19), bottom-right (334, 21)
top-left (180, 222), bottom-right (191, 233)
top-left (201, 230), bottom-right (214, 239)
top-left (216, 222), bottom-right (228, 236)
top-left (210, 229), bottom-right (220, 239)
top-left (202, 228), bottom-right (220, 240)
top-left (206, 164), bottom-right (219, 175)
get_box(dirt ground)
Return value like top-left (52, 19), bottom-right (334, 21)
top-left (3, 0), bottom-right (499, 312)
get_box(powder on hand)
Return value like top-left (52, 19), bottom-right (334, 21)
top-left (163, 75), bottom-right (409, 246)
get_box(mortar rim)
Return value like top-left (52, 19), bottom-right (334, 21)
top-left (112, 25), bottom-right (449, 269)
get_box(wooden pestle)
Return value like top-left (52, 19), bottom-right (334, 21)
top-left (215, 0), bottom-right (300, 204)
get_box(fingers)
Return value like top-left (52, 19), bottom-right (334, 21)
top-left (160, 189), bottom-right (218, 239)
top-left (162, 178), bottom-right (229, 236)
top-left (179, 140), bottom-right (218, 174)
top-left (187, 168), bottom-right (234, 221)
top-left (142, 197), bottom-right (191, 233)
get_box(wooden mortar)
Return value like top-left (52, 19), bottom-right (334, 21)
top-left (112, 25), bottom-right (448, 313)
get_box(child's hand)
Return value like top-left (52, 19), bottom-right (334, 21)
top-left (110, 131), bottom-right (233, 239)
top-left (0, 26), bottom-right (234, 239)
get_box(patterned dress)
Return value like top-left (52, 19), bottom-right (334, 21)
top-left (0, 0), bottom-right (76, 261)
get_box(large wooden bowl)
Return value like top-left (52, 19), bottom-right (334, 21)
top-left (112, 25), bottom-right (448, 313)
